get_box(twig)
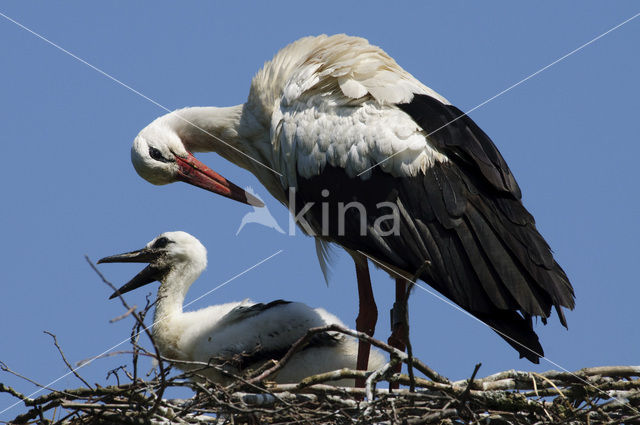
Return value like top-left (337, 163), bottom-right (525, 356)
top-left (532, 371), bottom-right (566, 398)
top-left (297, 368), bottom-right (372, 389)
top-left (0, 361), bottom-right (64, 396)
top-left (0, 383), bottom-right (31, 403)
top-left (76, 350), bottom-right (132, 367)
top-left (85, 255), bottom-right (168, 417)
top-left (366, 358), bottom-right (400, 401)
top-left (460, 363), bottom-right (482, 403)
top-left (110, 305), bottom-right (137, 323)
top-left (43, 331), bottom-right (93, 389)
top-left (248, 324), bottom-right (449, 385)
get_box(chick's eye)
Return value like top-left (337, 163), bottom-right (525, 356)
top-left (153, 237), bottom-right (172, 249)
top-left (148, 146), bottom-right (174, 163)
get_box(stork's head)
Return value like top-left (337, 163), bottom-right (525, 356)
top-left (98, 231), bottom-right (207, 299)
top-left (131, 120), bottom-right (263, 207)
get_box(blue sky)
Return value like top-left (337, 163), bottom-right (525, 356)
top-left (1, 2), bottom-right (639, 419)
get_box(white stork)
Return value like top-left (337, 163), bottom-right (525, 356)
top-left (129, 34), bottom-right (575, 374)
top-left (98, 231), bottom-right (386, 385)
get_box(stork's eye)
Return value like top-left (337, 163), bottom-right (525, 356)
top-left (148, 146), bottom-right (174, 163)
top-left (153, 237), bottom-right (172, 249)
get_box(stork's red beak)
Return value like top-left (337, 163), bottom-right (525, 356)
top-left (175, 153), bottom-right (264, 207)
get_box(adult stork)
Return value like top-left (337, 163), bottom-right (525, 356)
top-left (99, 231), bottom-right (387, 385)
top-left (129, 34), bottom-right (575, 374)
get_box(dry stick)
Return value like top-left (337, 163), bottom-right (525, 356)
top-left (272, 383), bottom-right (368, 397)
top-left (532, 371), bottom-right (566, 398)
top-left (459, 363), bottom-right (482, 404)
top-left (390, 398), bottom-right (399, 423)
top-left (8, 383), bottom-right (155, 425)
top-left (160, 355), bottom-right (295, 411)
top-left (0, 361), bottom-right (71, 400)
top-left (246, 326), bottom-right (330, 385)
top-left (458, 362), bottom-right (482, 422)
top-left (249, 359), bottom-right (278, 379)
top-left (106, 365), bottom-right (126, 386)
top-left (60, 402), bottom-right (132, 410)
top-left (76, 350), bottom-right (132, 367)
top-left (0, 383), bottom-right (30, 403)
top-left (365, 358), bottom-right (400, 403)
top-left (131, 296), bottom-right (156, 384)
top-left (366, 359), bottom-right (398, 400)
top-left (12, 403), bottom-right (67, 425)
top-left (248, 323), bottom-right (449, 386)
top-left (215, 378), bottom-right (308, 423)
top-left (573, 365), bottom-right (640, 378)
top-left (43, 331), bottom-right (93, 390)
top-left (460, 366), bottom-right (640, 392)
top-left (85, 256), bottom-right (167, 418)
top-left (194, 383), bottom-right (261, 416)
top-left (110, 305), bottom-right (137, 323)
top-left (297, 369), bottom-right (373, 389)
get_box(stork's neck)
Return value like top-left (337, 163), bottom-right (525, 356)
top-left (166, 105), bottom-right (287, 204)
top-left (166, 105), bottom-right (268, 172)
top-left (152, 261), bottom-right (204, 359)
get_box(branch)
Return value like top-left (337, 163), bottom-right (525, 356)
top-left (43, 331), bottom-right (93, 389)
top-left (110, 305), bottom-right (137, 323)
top-left (0, 383), bottom-right (30, 403)
top-left (247, 324), bottom-right (450, 385)
top-left (85, 255), bottom-right (168, 417)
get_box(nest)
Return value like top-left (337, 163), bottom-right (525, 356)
top-left (3, 326), bottom-right (640, 425)
top-left (2, 262), bottom-right (640, 424)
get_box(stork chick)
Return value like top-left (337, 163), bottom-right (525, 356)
top-left (98, 231), bottom-right (386, 386)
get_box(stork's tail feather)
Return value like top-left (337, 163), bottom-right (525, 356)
top-left (479, 312), bottom-right (543, 363)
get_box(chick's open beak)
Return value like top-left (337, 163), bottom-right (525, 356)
top-left (98, 248), bottom-right (166, 299)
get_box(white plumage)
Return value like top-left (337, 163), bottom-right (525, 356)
top-left (267, 35), bottom-right (451, 185)
top-left (98, 231), bottom-right (386, 385)
top-left (127, 34), bottom-right (574, 366)
top-left (130, 34), bottom-right (449, 205)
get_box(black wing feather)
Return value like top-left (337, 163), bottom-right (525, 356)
top-left (397, 94), bottom-right (521, 197)
top-left (220, 300), bottom-right (292, 327)
top-left (226, 330), bottom-right (343, 371)
top-left (293, 94), bottom-right (574, 362)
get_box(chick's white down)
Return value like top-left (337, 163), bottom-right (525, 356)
top-left (104, 231), bottom-right (386, 386)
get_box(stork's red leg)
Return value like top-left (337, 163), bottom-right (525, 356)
top-left (388, 278), bottom-right (409, 390)
top-left (354, 258), bottom-right (377, 388)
